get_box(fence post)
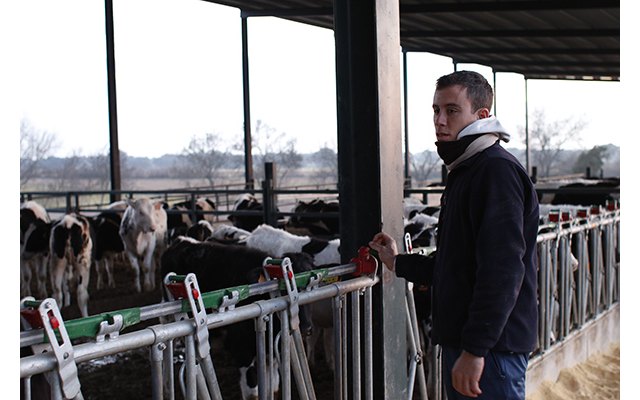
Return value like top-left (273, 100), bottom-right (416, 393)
top-left (263, 162), bottom-right (278, 227)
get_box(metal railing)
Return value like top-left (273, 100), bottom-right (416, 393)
top-left (21, 255), bottom-right (379, 400)
top-left (535, 204), bottom-right (620, 354)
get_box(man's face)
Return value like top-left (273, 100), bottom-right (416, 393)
top-left (432, 85), bottom-right (484, 142)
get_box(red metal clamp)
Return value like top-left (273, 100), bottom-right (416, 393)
top-left (351, 246), bottom-right (378, 276)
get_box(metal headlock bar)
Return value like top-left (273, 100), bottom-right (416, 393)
top-left (20, 253), bottom-right (379, 400)
top-left (535, 205), bottom-right (620, 354)
top-left (163, 272), bottom-right (223, 400)
top-left (20, 297), bottom-right (83, 400)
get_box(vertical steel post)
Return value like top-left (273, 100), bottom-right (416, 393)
top-left (351, 291), bottom-right (361, 400)
top-left (402, 49), bottom-right (411, 188)
top-left (333, 2), bottom-right (406, 395)
top-left (241, 15), bottom-right (254, 189)
top-left (104, 0), bottom-right (121, 203)
top-left (333, 295), bottom-right (344, 400)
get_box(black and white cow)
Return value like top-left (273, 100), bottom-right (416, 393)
top-left (185, 219), bottom-right (215, 242)
top-left (20, 201), bottom-right (52, 298)
top-left (91, 207), bottom-right (125, 290)
top-left (246, 224), bottom-right (340, 267)
top-left (208, 224), bottom-right (251, 244)
top-left (119, 197), bottom-right (167, 292)
top-left (228, 193), bottom-right (266, 232)
top-left (49, 213), bottom-right (94, 317)
top-left (404, 213), bottom-right (438, 249)
top-left (285, 198), bottom-right (340, 238)
top-left (166, 197), bottom-right (216, 243)
top-left (160, 236), bottom-right (315, 400)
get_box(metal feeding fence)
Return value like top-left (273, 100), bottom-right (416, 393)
top-left (19, 204), bottom-right (620, 400)
top-left (535, 202), bottom-right (620, 353)
top-left (20, 248), bottom-right (380, 400)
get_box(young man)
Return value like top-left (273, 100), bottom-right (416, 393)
top-left (369, 70), bottom-right (539, 399)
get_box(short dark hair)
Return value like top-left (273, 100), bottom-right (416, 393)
top-left (435, 70), bottom-right (493, 112)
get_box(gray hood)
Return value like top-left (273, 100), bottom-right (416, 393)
top-left (457, 115), bottom-right (511, 143)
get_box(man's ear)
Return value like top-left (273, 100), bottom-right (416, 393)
top-left (477, 108), bottom-right (490, 119)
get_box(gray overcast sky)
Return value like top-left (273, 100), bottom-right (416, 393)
top-left (16, 0), bottom-right (624, 159)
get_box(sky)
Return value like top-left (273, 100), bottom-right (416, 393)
top-left (14, 0), bottom-right (626, 160)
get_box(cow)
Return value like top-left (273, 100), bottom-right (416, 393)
top-left (49, 213), bottom-right (93, 317)
top-left (185, 219), bottom-right (214, 242)
top-left (166, 197), bottom-right (216, 243)
top-left (20, 201), bottom-right (52, 298)
top-left (228, 193), bottom-right (266, 232)
top-left (91, 208), bottom-right (125, 290)
top-left (208, 224), bottom-right (251, 244)
top-left (285, 198), bottom-right (340, 238)
top-left (160, 236), bottom-right (315, 400)
top-left (404, 213), bottom-right (438, 249)
top-left (119, 197), bottom-right (167, 293)
top-left (246, 224), bottom-right (340, 267)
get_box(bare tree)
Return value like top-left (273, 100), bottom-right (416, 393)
top-left (178, 133), bottom-right (233, 187)
top-left (239, 120), bottom-right (302, 185)
top-left (311, 145), bottom-right (338, 184)
top-left (521, 109), bottom-right (587, 177)
top-left (572, 145), bottom-right (609, 176)
top-left (20, 118), bottom-right (59, 187)
top-left (410, 150), bottom-right (441, 186)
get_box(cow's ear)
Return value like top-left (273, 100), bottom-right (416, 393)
top-left (153, 200), bottom-right (164, 210)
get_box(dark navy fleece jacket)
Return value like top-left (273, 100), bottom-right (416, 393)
top-left (396, 142), bottom-right (539, 357)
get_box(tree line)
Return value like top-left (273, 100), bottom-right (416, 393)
top-left (20, 113), bottom-right (620, 192)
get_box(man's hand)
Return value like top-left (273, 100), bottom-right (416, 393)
top-left (368, 232), bottom-right (398, 271)
top-left (452, 351), bottom-right (484, 397)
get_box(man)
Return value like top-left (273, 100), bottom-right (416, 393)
top-left (369, 70), bottom-right (539, 399)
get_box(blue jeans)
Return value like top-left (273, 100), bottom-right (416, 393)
top-left (441, 346), bottom-right (528, 400)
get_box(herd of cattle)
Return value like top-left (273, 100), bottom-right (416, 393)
top-left (19, 194), bottom-right (439, 314)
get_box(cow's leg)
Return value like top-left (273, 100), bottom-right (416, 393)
top-left (50, 257), bottom-right (67, 307)
top-left (239, 359), bottom-right (259, 400)
top-left (105, 253), bottom-right (116, 288)
top-left (20, 258), bottom-right (32, 298)
top-left (63, 260), bottom-right (74, 307)
top-left (96, 259), bottom-right (105, 291)
top-left (75, 259), bottom-right (91, 318)
top-left (126, 252), bottom-right (142, 293)
top-left (141, 240), bottom-right (156, 292)
top-left (36, 254), bottom-right (49, 298)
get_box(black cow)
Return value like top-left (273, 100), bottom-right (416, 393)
top-left (228, 193), bottom-right (266, 232)
top-left (20, 201), bottom-right (52, 298)
top-left (286, 198), bottom-right (340, 238)
top-left (160, 236), bottom-right (315, 400)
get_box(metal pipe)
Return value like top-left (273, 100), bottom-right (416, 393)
top-left (280, 310), bottom-right (292, 400)
top-left (150, 342), bottom-right (164, 400)
top-left (364, 286), bottom-right (373, 400)
top-left (332, 295), bottom-right (344, 400)
top-left (350, 291), bottom-right (361, 400)
top-left (185, 335), bottom-right (197, 400)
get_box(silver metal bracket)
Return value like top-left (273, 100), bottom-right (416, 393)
top-left (96, 314), bottom-right (123, 343)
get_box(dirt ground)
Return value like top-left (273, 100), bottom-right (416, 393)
top-left (526, 343), bottom-right (620, 400)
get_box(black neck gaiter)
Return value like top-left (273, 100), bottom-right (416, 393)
top-left (435, 133), bottom-right (485, 165)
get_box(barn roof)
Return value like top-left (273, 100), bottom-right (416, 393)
top-left (202, 0), bottom-right (620, 81)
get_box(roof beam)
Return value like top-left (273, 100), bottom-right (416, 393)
top-left (401, 28), bottom-right (619, 38)
top-left (400, 0), bottom-right (619, 13)
top-left (240, 7), bottom-right (332, 17)
top-left (402, 46), bottom-right (619, 55)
